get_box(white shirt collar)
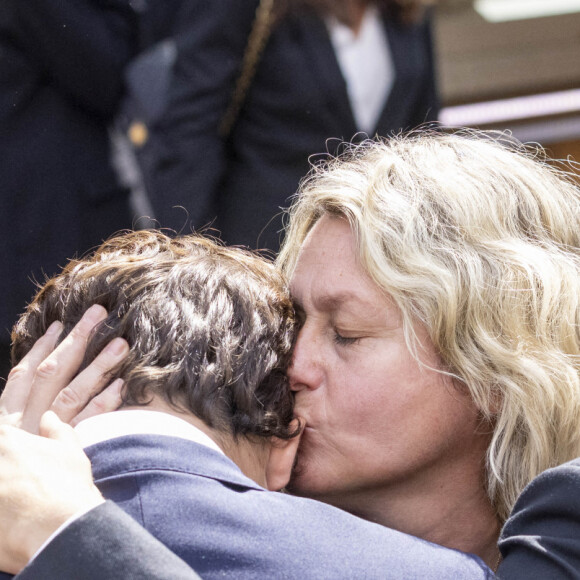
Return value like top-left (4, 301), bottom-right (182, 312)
top-left (326, 4), bottom-right (394, 134)
top-left (74, 409), bottom-right (225, 456)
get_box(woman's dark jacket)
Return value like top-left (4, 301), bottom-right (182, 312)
top-left (133, 0), bottom-right (439, 250)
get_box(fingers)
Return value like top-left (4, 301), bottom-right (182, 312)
top-left (0, 414), bottom-right (104, 572)
top-left (50, 338), bottom-right (128, 425)
top-left (0, 413), bottom-right (22, 429)
top-left (38, 411), bottom-right (77, 444)
top-left (20, 305), bottom-right (108, 433)
top-left (0, 321), bottom-right (62, 416)
top-left (70, 378), bottom-right (124, 427)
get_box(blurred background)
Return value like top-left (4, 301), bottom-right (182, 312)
top-left (2, 0), bottom-right (580, 382)
top-left (435, 0), bottom-right (580, 161)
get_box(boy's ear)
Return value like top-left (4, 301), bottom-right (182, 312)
top-left (265, 418), bottom-right (303, 491)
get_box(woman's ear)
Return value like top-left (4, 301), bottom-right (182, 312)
top-left (265, 418), bottom-right (303, 491)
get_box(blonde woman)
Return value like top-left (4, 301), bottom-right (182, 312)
top-left (278, 130), bottom-right (580, 569)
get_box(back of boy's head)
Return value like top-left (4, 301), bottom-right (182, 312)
top-left (12, 230), bottom-right (297, 440)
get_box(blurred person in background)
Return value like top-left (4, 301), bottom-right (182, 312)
top-left (128, 0), bottom-right (439, 250)
top-left (0, 0), bottom-right (138, 382)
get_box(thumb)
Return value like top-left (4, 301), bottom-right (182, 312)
top-left (38, 410), bottom-right (77, 444)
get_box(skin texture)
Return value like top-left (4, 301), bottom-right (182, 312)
top-left (287, 216), bottom-right (499, 564)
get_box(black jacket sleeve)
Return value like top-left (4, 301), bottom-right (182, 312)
top-left (407, 11), bottom-right (439, 128)
top-left (12, 502), bottom-right (201, 580)
top-left (498, 459), bottom-right (580, 579)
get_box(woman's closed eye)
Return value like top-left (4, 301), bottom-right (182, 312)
top-left (333, 330), bottom-right (361, 346)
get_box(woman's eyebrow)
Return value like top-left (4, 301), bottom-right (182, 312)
top-left (315, 292), bottom-right (370, 313)
top-left (291, 289), bottom-right (376, 314)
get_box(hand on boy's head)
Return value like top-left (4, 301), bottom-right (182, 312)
top-left (1, 305), bottom-right (129, 434)
top-left (0, 305), bottom-right (120, 573)
top-left (0, 411), bottom-right (104, 574)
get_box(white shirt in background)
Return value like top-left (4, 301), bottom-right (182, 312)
top-left (326, 5), bottom-right (395, 135)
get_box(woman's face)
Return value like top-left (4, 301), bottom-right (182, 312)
top-left (287, 216), bottom-right (488, 511)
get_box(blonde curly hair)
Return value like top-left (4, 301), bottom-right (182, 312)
top-left (278, 130), bottom-right (580, 521)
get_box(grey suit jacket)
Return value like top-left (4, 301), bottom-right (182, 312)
top-left (13, 502), bottom-right (201, 580)
top-left (12, 433), bottom-right (493, 579)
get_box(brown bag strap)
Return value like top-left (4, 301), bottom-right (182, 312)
top-left (218, 0), bottom-right (275, 139)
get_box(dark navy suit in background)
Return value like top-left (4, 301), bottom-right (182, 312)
top-left (0, 0), bottom-right (136, 378)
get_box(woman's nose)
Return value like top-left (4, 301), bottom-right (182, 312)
top-left (288, 325), bottom-right (323, 392)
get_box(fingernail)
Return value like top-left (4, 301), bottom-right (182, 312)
top-left (46, 321), bottom-right (63, 336)
top-left (83, 304), bottom-right (107, 324)
top-left (110, 378), bottom-right (124, 392)
top-left (105, 337), bottom-right (128, 356)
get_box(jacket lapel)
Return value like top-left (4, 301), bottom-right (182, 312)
top-left (296, 11), bottom-right (358, 138)
top-left (375, 14), bottom-right (423, 135)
